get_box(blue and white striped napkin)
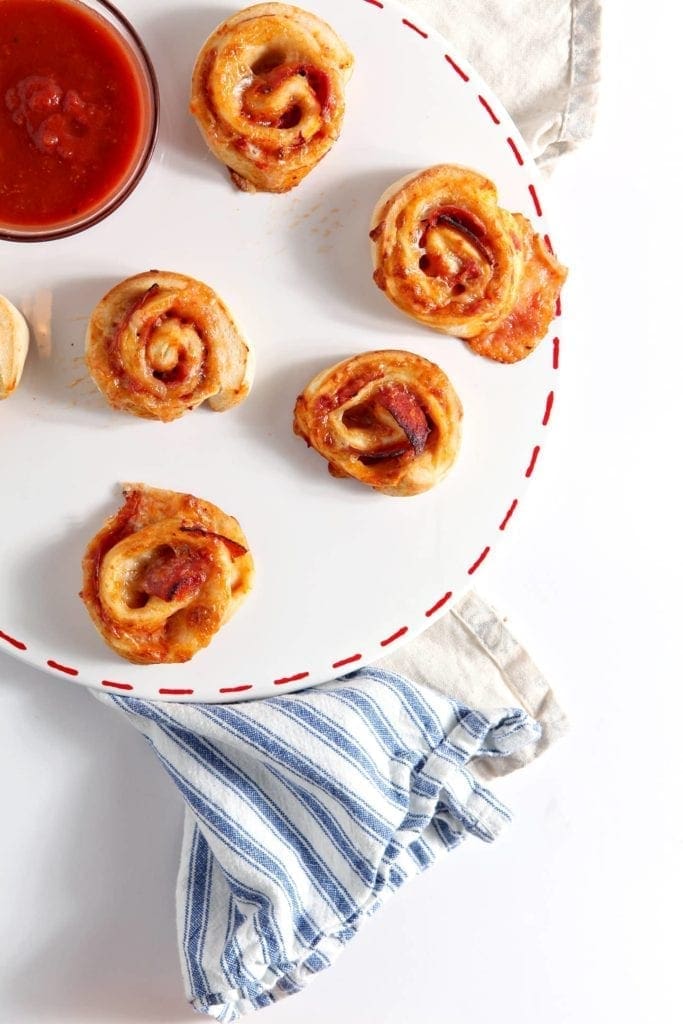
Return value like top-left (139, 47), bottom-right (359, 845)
top-left (103, 660), bottom-right (545, 1022)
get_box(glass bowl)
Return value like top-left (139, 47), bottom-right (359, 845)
top-left (0, 0), bottom-right (159, 242)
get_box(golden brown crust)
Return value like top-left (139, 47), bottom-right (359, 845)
top-left (190, 3), bottom-right (354, 193)
top-left (80, 484), bottom-right (255, 664)
top-left (369, 165), bottom-right (567, 363)
top-left (85, 271), bottom-right (253, 422)
top-left (0, 295), bottom-right (29, 400)
top-left (293, 350), bottom-right (463, 496)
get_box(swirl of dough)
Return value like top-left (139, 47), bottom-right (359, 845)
top-left (370, 165), bottom-right (567, 363)
top-left (81, 484), bottom-right (254, 664)
top-left (86, 271), bottom-right (253, 422)
top-left (293, 350), bottom-right (462, 496)
top-left (0, 295), bottom-right (29, 400)
top-left (190, 3), bottom-right (353, 193)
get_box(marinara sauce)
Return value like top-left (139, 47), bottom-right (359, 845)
top-left (0, 0), bottom-right (149, 231)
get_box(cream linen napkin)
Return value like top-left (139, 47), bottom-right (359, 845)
top-left (378, 590), bottom-right (568, 777)
top-left (403, 0), bottom-right (602, 167)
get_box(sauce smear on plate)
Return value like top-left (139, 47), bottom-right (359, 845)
top-left (0, 0), bottom-right (146, 230)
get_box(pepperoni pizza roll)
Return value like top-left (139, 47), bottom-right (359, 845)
top-left (81, 484), bottom-right (254, 664)
top-left (370, 165), bottom-right (567, 363)
top-left (0, 295), bottom-right (29, 400)
top-left (190, 3), bottom-right (354, 193)
top-left (293, 350), bottom-right (462, 496)
top-left (86, 271), bottom-right (253, 422)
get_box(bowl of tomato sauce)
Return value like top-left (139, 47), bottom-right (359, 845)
top-left (0, 0), bottom-right (159, 241)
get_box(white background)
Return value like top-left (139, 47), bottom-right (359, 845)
top-left (1, 4), bottom-right (680, 1023)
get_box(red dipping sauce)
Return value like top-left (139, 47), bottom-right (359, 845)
top-left (0, 0), bottom-right (158, 238)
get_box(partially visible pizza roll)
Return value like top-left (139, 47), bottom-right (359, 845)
top-left (293, 350), bottom-right (462, 496)
top-left (81, 484), bottom-right (254, 664)
top-left (0, 295), bottom-right (29, 400)
top-left (86, 271), bottom-right (253, 422)
top-left (370, 165), bottom-right (567, 363)
top-left (190, 3), bottom-right (353, 193)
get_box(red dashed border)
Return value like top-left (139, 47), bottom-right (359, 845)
top-left (445, 53), bottom-right (469, 81)
top-left (402, 17), bottom-right (428, 38)
top-left (47, 659), bottom-right (78, 677)
top-left (274, 671), bottom-right (310, 686)
top-left (332, 653), bottom-right (362, 669)
top-left (425, 591), bottom-right (453, 618)
top-left (467, 547), bottom-right (491, 575)
top-left (1, 0), bottom-right (562, 701)
top-left (499, 499), bottom-right (519, 532)
top-left (0, 629), bottom-right (27, 651)
top-left (542, 391), bottom-right (555, 426)
top-left (507, 137), bottom-right (524, 166)
top-left (478, 95), bottom-right (500, 125)
top-left (380, 626), bottom-right (409, 647)
top-left (525, 446), bottom-right (541, 478)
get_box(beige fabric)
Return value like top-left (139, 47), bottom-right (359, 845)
top-left (402, 0), bottom-right (602, 168)
top-left (379, 591), bottom-right (569, 777)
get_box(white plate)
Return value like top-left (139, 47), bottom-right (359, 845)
top-left (0, 0), bottom-right (561, 701)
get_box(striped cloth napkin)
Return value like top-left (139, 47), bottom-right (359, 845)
top-left (103, 664), bottom-right (543, 1021)
top-left (99, 592), bottom-right (568, 1020)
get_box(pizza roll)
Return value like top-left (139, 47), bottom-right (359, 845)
top-left (190, 3), bottom-right (353, 193)
top-left (86, 271), bottom-right (253, 422)
top-left (370, 165), bottom-right (567, 363)
top-left (0, 295), bottom-right (29, 400)
top-left (293, 350), bottom-right (462, 496)
top-left (81, 484), bottom-right (254, 664)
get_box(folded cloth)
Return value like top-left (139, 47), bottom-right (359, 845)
top-left (102, 667), bottom-right (542, 1022)
top-left (97, 591), bottom-right (567, 1019)
top-left (403, 0), bottom-right (602, 167)
top-left (379, 591), bottom-right (568, 778)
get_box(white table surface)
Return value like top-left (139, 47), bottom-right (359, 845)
top-left (1, 6), bottom-right (680, 1023)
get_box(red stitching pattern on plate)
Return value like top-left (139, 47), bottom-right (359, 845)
top-left (332, 654), bottom-right (362, 669)
top-left (0, 629), bottom-right (27, 651)
top-left (363, 0), bottom-right (384, 7)
top-left (499, 499), bottom-right (518, 531)
top-left (274, 671), bottom-right (309, 686)
top-left (478, 95), bottom-right (500, 124)
top-left (445, 54), bottom-right (469, 81)
top-left (47, 659), bottom-right (78, 676)
top-left (102, 680), bottom-right (134, 691)
top-left (402, 18), bottom-right (428, 38)
top-left (219, 685), bottom-right (253, 694)
top-left (159, 688), bottom-right (194, 696)
top-left (542, 391), bottom-right (555, 426)
top-left (555, 295), bottom-right (562, 317)
top-left (425, 591), bottom-right (452, 617)
top-left (507, 137), bottom-right (524, 165)
top-left (467, 547), bottom-right (491, 575)
top-left (528, 183), bottom-right (543, 216)
top-left (525, 446), bottom-right (541, 478)
top-left (380, 626), bottom-right (408, 647)
top-left (544, 233), bottom-right (554, 254)
top-left (553, 337), bottom-right (560, 369)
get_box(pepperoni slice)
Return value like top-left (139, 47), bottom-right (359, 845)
top-left (375, 383), bottom-right (430, 455)
top-left (141, 551), bottom-right (209, 603)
